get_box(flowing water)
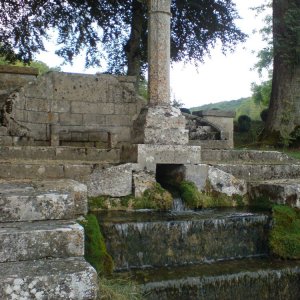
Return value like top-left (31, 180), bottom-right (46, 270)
top-left (94, 207), bottom-right (300, 299)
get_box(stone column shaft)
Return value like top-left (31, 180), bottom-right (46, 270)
top-left (148, 0), bottom-right (171, 106)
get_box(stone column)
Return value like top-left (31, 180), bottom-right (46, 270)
top-left (132, 0), bottom-right (188, 145)
top-left (148, 0), bottom-right (171, 106)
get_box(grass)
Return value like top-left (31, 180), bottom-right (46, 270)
top-left (98, 277), bottom-right (143, 300)
top-left (270, 205), bottom-right (300, 259)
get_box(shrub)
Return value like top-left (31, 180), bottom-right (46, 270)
top-left (260, 108), bottom-right (269, 122)
top-left (180, 108), bottom-right (191, 114)
top-left (270, 205), bottom-right (300, 259)
top-left (79, 214), bottom-right (114, 275)
top-left (237, 115), bottom-right (252, 132)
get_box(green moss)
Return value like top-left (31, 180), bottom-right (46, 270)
top-left (79, 214), bottom-right (114, 275)
top-left (89, 196), bottom-right (110, 210)
top-left (249, 196), bottom-right (273, 211)
top-left (133, 183), bottom-right (173, 210)
top-left (270, 205), bottom-right (300, 259)
top-left (178, 180), bottom-right (248, 209)
top-left (179, 181), bottom-right (202, 208)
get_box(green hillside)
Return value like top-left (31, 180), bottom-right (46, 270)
top-left (190, 97), bottom-right (267, 121)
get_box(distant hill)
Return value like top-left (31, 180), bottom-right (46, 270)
top-left (190, 97), bottom-right (266, 121)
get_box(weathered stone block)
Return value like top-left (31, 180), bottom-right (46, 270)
top-left (136, 144), bottom-right (201, 171)
top-left (59, 113), bottom-right (83, 126)
top-left (132, 106), bottom-right (188, 145)
top-left (51, 99), bottom-right (71, 113)
top-left (87, 163), bottom-right (133, 197)
top-left (249, 179), bottom-right (300, 208)
top-left (0, 221), bottom-right (84, 262)
top-left (0, 179), bottom-right (87, 221)
top-left (208, 167), bottom-right (247, 196)
top-left (26, 98), bottom-right (50, 112)
top-left (0, 257), bottom-right (98, 300)
top-left (133, 170), bottom-right (156, 197)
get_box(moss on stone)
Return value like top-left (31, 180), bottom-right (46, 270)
top-left (88, 183), bottom-right (172, 211)
top-left (79, 214), bottom-right (114, 276)
top-left (249, 196), bottom-right (273, 211)
top-left (270, 205), bottom-right (300, 259)
top-left (133, 183), bottom-right (173, 210)
top-left (179, 181), bottom-right (202, 209)
top-left (179, 180), bottom-right (248, 209)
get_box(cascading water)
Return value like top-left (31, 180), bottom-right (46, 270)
top-left (171, 196), bottom-right (186, 212)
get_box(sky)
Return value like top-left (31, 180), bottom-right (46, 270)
top-left (36, 0), bottom-right (269, 109)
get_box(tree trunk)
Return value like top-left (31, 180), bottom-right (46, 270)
top-left (264, 0), bottom-right (300, 144)
top-left (126, 0), bottom-right (145, 89)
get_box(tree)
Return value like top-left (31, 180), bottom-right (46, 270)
top-left (264, 0), bottom-right (300, 143)
top-left (0, 56), bottom-right (60, 74)
top-left (0, 0), bottom-right (246, 85)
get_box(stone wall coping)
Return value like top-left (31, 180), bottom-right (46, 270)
top-left (193, 110), bottom-right (236, 118)
top-left (0, 65), bottom-right (39, 76)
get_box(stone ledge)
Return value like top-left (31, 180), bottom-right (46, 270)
top-left (0, 221), bottom-right (84, 262)
top-left (0, 65), bottom-right (39, 76)
top-left (193, 110), bottom-right (235, 118)
top-left (129, 144), bottom-right (202, 171)
top-left (0, 257), bottom-right (98, 299)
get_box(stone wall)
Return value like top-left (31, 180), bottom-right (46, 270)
top-left (4, 70), bottom-right (144, 146)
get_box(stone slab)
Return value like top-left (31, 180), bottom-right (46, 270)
top-left (193, 110), bottom-right (235, 118)
top-left (189, 140), bottom-right (231, 149)
top-left (0, 257), bottom-right (98, 299)
top-left (216, 163), bottom-right (300, 181)
top-left (201, 149), bottom-right (293, 164)
top-left (138, 259), bottom-right (300, 300)
top-left (0, 179), bottom-right (87, 222)
top-left (0, 221), bottom-right (84, 263)
top-left (249, 179), bottom-right (300, 208)
top-left (136, 144), bottom-right (201, 171)
top-left (87, 163), bottom-right (133, 197)
top-left (0, 65), bottom-right (39, 76)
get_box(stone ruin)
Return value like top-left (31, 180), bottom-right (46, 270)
top-left (0, 68), bottom-right (234, 149)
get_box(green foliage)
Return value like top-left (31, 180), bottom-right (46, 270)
top-left (0, 56), bottom-right (60, 74)
top-left (191, 97), bottom-right (266, 122)
top-left (249, 196), bottom-right (273, 211)
top-left (251, 80), bottom-right (272, 107)
top-left (0, 0), bottom-right (246, 75)
top-left (237, 115), bottom-right (252, 133)
top-left (191, 98), bottom-right (246, 113)
top-left (234, 120), bottom-right (264, 148)
top-left (179, 181), bottom-right (202, 209)
top-left (79, 214), bottom-right (114, 276)
top-left (133, 183), bottom-right (173, 210)
top-left (270, 205), bottom-right (300, 259)
top-left (98, 278), bottom-right (143, 300)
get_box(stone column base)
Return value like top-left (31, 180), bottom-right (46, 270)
top-left (132, 105), bottom-right (189, 145)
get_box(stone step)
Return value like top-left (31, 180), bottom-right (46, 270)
top-left (98, 209), bottom-right (270, 270)
top-left (0, 220), bottom-right (84, 263)
top-left (122, 258), bottom-right (300, 300)
top-left (0, 257), bottom-right (98, 299)
top-left (249, 178), bottom-right (300, 208)
top-left (0, 179), bottom-right (87, 222)
top-left (215, 163), bottom-right (300, 181)
top-left (202, 149), bottom-right (293, 164)
top-left (0, 146), bottom-right (120, 162)
top-left (0, 160), bottom-right (104, 180)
